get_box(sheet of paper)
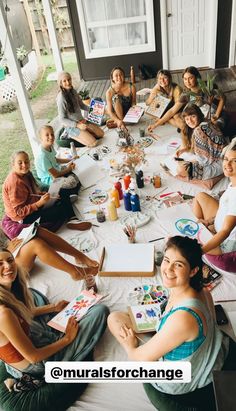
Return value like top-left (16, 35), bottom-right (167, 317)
top-left (156, 203), bottom-right (213, 244)
top-left (145, 95), bottom-right (171, 118)
top-left (123, 106), bottom-right (144, 123)
top-left (73, 155), bottom-right (105, 188)
top-left (13, 218), bottom-right (40, 257)
top-left (102, 244), bottom-right (154, 272)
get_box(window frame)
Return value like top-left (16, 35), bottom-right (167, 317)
top-left (75, 0), bottom-right (156, 59)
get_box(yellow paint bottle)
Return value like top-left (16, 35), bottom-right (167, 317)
top-left (107, 199), bottom-right (118, 221)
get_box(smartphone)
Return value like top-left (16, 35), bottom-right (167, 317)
top-left (215, 304), bottom-right (228, 325)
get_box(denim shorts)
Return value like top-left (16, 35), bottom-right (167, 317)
top-left (60, 127), bottom-right (81, 139)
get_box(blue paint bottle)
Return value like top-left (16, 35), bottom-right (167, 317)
top-left (130, 191), bottom-right (141, 212)
top-left (123, 190), bottom-right (132, 211)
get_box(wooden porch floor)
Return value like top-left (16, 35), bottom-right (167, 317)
top-left (78, 67), bottom-right (236, 110)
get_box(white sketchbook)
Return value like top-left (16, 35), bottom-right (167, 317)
top-left (102, 244), bottom-right (154, 273)
top-left (145, 94), bottom-right (171, 118)
top-left (123, 105), bottom-right (144, 123)
top-left (47, 290), bottom-right (104, 332)
top-left (161, 153), bottom-right (197, 176)
top-left (73, 155), bottom-right (105, 188)
top-left (13, 218), bottom-right (40, 257)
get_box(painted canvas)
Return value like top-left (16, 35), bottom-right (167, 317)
top-left (47, 290), bottom-right (103, 332)
top-left (128, 303), bottom-right (162, 333)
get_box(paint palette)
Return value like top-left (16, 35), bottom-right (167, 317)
top-left (68, 235), bottom-right (96, 253)
top-left (128, 284), bottom-right (168, 306)
top-left (136, 137), bottom-right (153, 148)
top-left (89, 189), bottom-right (108, 205)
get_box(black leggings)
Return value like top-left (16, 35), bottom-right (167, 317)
top-left (23, 197), bottom-right (75, 226)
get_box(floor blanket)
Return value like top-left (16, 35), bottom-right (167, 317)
top-left (29, 120), bottom-right (236, 411)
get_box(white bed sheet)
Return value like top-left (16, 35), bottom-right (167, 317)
top-left (29, 121), bottom-right (236, 411)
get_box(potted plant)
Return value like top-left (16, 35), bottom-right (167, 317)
top-left (79, 88), bottom-right (90, 105)
top-left (189, 74), bottom-right (223, 121)
top-left (16, 45), bottom-right (28, 68)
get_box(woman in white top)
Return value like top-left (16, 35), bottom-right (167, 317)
top-left (193, 137), bottom-right (236, 254)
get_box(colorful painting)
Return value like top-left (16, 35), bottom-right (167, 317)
top-left (128, 303), bottom-right (162, 332)
top-left (48, 290), bottom-right (103, 332)
top-left (175, 218), bottom-right (199, 237)
top-left (89, 189), bottom-right (108, 205)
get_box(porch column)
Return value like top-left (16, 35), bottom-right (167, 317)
top-left (0, 1), bottom-right (39, 156)
top-left (41, 0), bottom-right (64, 73)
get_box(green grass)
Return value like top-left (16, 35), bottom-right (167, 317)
top-left (0, 51), bottom-right (78, 219)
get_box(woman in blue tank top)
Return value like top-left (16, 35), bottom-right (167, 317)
top-left (108, 236), bottom-right (234, 410)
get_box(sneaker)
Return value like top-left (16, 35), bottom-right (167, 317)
top-left (67, 218), bottom-right (92, 231)
top-left (70, 194), bottom-right (78, 204)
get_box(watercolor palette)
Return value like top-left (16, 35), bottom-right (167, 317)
top-left (89, 189), bottom-right (108, 205)
top-left (136, 137), bottom-right (153, 148)
top-left (128, 284), bottom-right (168, 306)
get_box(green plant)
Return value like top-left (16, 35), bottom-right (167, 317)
top-left (188, 74), bottom-right (223, 120)
top-left (16, 45), bottom-right (27, 62)
top-left (79, 88), bottom-right (90, 100)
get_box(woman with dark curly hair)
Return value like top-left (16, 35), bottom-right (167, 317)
top-left (108, 236), bottom-right (232, 410)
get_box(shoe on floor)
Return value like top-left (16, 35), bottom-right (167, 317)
top-left (67, 219), bottom-right (92, 231)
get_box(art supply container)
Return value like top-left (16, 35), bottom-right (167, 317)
top-left (110, 186), bottom-right (120, 208)
top-left (136, 169), bottom-right (144, 188)
top-left (139, 127), bottom-right (145, 137)
top-left (155, 251), bottom-right (164, 266)
top-left (114, 179), bottom-right (123, 200)
top-left (96, 209), bottom-right (106, 223)
top-left (70, 142), bottom-right (77, 158)
top-left (153, 174), bottom-right (161, 188)
top-left (123, 190), bottom-right (132, 211)
top-left (107, 200), bottom-right (118, 221)
top-left (123, 174), bottom-right (131, 190)
top-left (130, 191), bottom-right (141, 212)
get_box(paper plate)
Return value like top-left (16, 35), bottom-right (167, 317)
top-left (89, 189), bottom-right (108, 205)
top-left (136, 137), bottom-right (153, 148)
top-left (120, 212), bottom-right (151, 228)
top-left (69, 235), bottom-right (96, 253)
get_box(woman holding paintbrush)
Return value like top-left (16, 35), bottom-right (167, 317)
top-left (2, 151), bottom-right (91, 239)
top-left (108, 236), bottom-right (235, 410)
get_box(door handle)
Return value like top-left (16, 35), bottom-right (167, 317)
top-left (167, 13), bottom-right (172, 17)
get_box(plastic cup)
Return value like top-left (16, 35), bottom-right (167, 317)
top-left (139, 128), bottom-right (145, 138)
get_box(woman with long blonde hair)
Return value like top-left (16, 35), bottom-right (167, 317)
top-left (0, 248), bottom-right (109, 381)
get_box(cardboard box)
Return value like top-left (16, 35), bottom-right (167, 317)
top-left (98, 244), bottom-right (155, 277)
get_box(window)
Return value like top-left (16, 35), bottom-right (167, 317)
top-left (76, 0), bottom-right (155, 58)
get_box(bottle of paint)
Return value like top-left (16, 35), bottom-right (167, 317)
top-left (123, 190), bottom-right (132, 211)
top-left (107, 199), bottom-right (118, 221)
top-left (70, 142), bottom-right (77, 158)
top-left (110, 186), bottom-right (120, 208)
top-left (123, 174), bottom-right (131, 190)
top-left (114, 179), bottom-right (123, 200)
top-left (136, 169), bottom-right (144, 188)
top-left (130, 191), bottom-right (141, 212)
top-left (129, 177), bottom-right (137, 192)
